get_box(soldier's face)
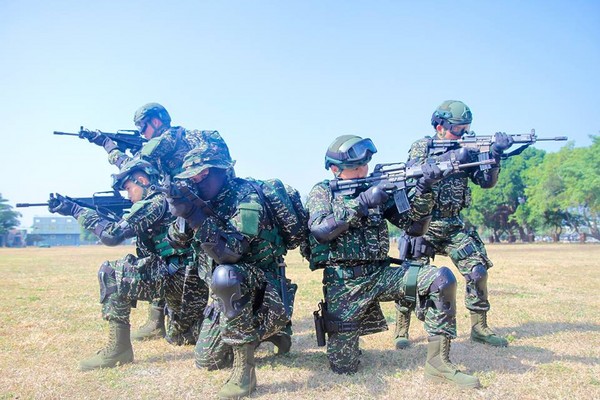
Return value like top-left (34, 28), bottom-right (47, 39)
top-left (334, 163), bottom-right (369, 179)
top-left (193, 168), bottom-right (227, 200)
top-left (438, 124), bottom-right (470, 140)
top-left (123, 180), bottom-right (144, 203)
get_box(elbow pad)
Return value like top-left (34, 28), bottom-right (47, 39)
top-left (201, 231), bottom-right (248, 264)
top-left (476, 166), bottom-right (500, 189)
top-left (405, 215), bottom-right (432, 236)
top-left (310, 214), bottom-right (350, 244)
top-left (97, 219), bottom-right (133, 247)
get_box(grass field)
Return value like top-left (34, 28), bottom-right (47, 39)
top-left (0, 244), bottom-right (599, 399)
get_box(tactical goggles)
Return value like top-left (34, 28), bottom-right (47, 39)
top-left (448, 124), bottom-right (471, 137)
top-left (331, 138), bottom-right (377, 164)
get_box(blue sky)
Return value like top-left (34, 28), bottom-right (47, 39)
top-left (1, 1), bottom-right (598, 227)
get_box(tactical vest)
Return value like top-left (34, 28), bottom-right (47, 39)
top-left (308, 182), bottom-right (389, 270)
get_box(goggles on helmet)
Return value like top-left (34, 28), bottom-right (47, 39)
top-left (325, 138), bottom-right (377, 169)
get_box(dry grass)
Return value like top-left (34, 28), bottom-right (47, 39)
top-left (0, 244), bottom-right (599, 400)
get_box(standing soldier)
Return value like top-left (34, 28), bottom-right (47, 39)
top-left (306, 135), bottom-right (480, 388)
top-left (167, 137), bottom-right (301, 399)
top-left (394, 100), bottom-right (513, 350)
top-left (48, 159), bottom-right (208, 370)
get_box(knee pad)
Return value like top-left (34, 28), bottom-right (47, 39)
top-left (210, 264), bottom-right (248, 319)
top-left (430, 266), bottom-right (457, 318)
top-left (467, 264), bottom-right (488, 300)
top-left (98, 261), bottom-right (117, 303)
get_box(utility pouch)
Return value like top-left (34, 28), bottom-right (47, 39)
top-left (314, 300), bottom-right (327, 347)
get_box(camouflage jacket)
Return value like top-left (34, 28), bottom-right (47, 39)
top-left (190, 177), bottom-right (288, 274)
top-left (306, 180), bottom-right (434, 269)
top-left (78, 190), bottom-right (189, 261)
top-left (409, 137), bottom-right (499, 219)
top-left (108, 128), bottom-right (227, 178)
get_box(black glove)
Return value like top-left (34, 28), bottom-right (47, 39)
top-left (491, 132), bottom-right (514, 157)
top-left (167, 196), bottom-right (207, 229)
top-left (357, 182), bottom-right (392, 212)
top-left (48, 194), bottom-right (83, 217)
top-left (82, 129), bottom-right (118, 153)
top-left (436, 147), bottom-right (474, 164)
top-left (415, 162), bottom-right (444, 194)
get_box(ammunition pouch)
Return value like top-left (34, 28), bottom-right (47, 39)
top-left (398, 234), bottom-right (436, 261)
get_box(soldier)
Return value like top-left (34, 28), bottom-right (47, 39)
top-left (394, 100), bottom-right (513, 350)
top-left (86, 102), bottom-right (228, 340)
top-left (167, 137), bottom-right (299, 399)
top-left (48, 158), bottom-right (208, 370)
top-left (306, 135), bottom-right (480, 388)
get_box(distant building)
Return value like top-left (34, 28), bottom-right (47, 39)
top-left (30, 216), bottom-right (92, 246)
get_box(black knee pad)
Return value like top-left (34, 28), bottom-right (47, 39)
top-left (98, 261), bottom-right (117, 303)
top-left (210, 264), bottom-right (248, 319)
top-left (468, 264), bottom-right (488, 300)
top-left (430, 266), bottom-right (457, 318)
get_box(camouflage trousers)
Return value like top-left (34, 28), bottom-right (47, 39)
top-left (194, 263), bottom-right (296, 369)
top-left (323, 261), bottom-right (456, 373)
top-left (421, 216), bottom-right (493, 311)
top-left (97, 253), bottom-right (208, 342)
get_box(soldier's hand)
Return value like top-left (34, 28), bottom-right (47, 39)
top-left (437, 147), bottom-right (474, 164)
top-left (167, 195), bottom-right (195, 219)
top-left (415, 161), bottom-right (444, 194)
top-left (357, 182), bottom-right (391, 211)
top-left (82, 129), bottom-right (109, 146)
top-left (491, 132), bottom-right (514, 156)
top-left (48, 193), bottom-right (82, 217)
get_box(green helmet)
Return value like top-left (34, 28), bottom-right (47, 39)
top-left (324, 135), bottom-right (377, 170)
top-left (133, 103), bottom-right (172, 126)
top-left (175, 136), bottom-right (234, 179)
top-left (431, 100), bottom-right (473, 128)
top-left (111, 158), bottom-right (160, 191)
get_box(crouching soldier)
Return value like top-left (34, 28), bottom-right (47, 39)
top-left (306, 135), bottom-right (480, 388)
top-left (48, 158), bottom-right (208, 370)
top-left (167, 136), bottom-right (302, 399)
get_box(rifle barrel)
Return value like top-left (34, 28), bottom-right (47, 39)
top-left (53, 131), bottom-right (79, 136)
top-left (16, 203), bottom-right (48, 207)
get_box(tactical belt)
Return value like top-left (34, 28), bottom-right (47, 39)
top-left (324, 262), bottom-right (385, 283)
top-left (453, 242), bottom-right (477, 259)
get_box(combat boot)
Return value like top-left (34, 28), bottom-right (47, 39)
top-left (470, 311), bottom-right (508, 347)
top-left (79, 321), bottom-right (134, 371)
top-left (218, 342), bottom-right (257, 399)
top-left (425, 335), bottom-right (480, 389)
top-left (131, 304), bottom-right (166, 341)
top-left (263, 332), bottom-right (292, 355)
top-left (393, 306), bottom-right (411, 349)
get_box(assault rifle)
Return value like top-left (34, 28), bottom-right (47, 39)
top-left (330, 158), bottom-right (495, 213)
top-left (426, 129), bottom-right (568, 170)
top-left (54, 126), bottom-right (146, 153)
top-left (17, 191), bottom-right (132, 222)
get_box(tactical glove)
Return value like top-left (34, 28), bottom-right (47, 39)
top-left (167, 196), bottom-right (207, 229)
top-left (48, 194), bottom-right (83, 217)
top-left (436, 147), bottom-right (474, 164)
top-left (83, 130), bottom-right (118, 153)
top-left (356, 182), bottom-right (393, 215)
top-left (415, 162), bottom-right (444, 195)
top-left (491, 132), bottom-right (514, 157)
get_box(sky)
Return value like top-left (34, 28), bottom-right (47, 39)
top-left (1, 0), bottom-right (598, 228)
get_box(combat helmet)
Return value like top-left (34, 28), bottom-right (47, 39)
top-left (133, 103), bottom-right (172, 127)
top-left (324, 135), bottom-right (377, 170)
top-left (175, 136), bottom-right (235, 180)
top-left (112, 158), bottom-right (160, 191)
top-left (431, 100), bottom-right (473, 130)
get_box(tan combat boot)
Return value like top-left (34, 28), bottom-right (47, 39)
top-left (79, 321), bottom-right (134, 371)
top-left (394, 306), bottom-right (411, 349)
top-left (424, 335), bottom-right (480, 389)
top-left (131, 304), bottom-right (166, 341)
top-left (218, 342), bottom-right (257, 399)
top-left (470, 310), bottom-right (508, 347)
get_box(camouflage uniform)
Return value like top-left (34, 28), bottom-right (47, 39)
top-left (78, 189), bottom-right (208, 344)
top-left (307, 181), bottom-right (457, 373)
top-left (407, 138), bottom-right (495, 312)
top-left (172, 177), bottom-right (297, 369)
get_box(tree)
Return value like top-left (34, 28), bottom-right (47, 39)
top-left (0, 193), bottom-right (21, 247)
